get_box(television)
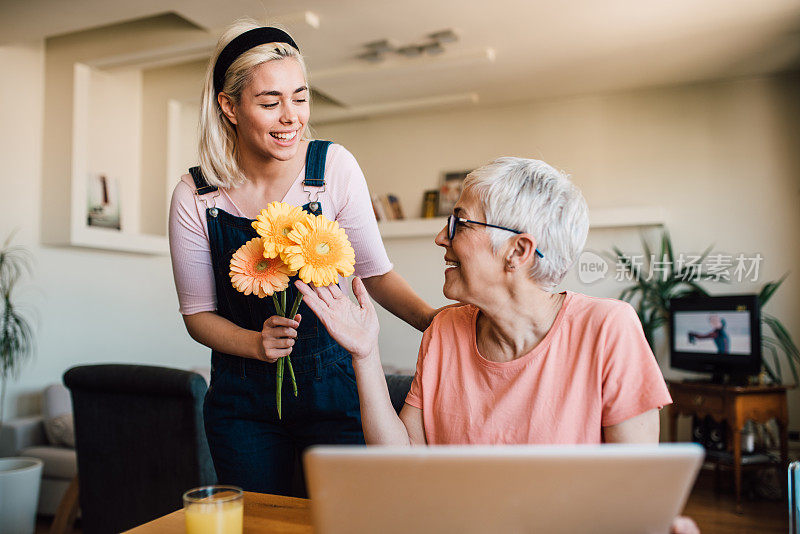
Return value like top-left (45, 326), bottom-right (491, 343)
top-left (669, 294), bottom-right (761, 383)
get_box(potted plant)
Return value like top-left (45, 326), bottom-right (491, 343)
top-left (758, 274), bottom-right (800, 385)
top-left (609, 230), bottom-right (713, 351)
top-left (1, 232), bottom-right (35, 424)
top-left (0, 232), bottom-right (41, 534)
top-left (611, 230), bottom-right (799, 385)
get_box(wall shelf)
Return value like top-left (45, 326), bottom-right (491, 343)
top-left (589, 206), bottom-right (667, 229)
top-left (378, 218), bottom-right (448, 238)
top-left (70, 226), bottom-right (168, 255)
top-left (378, 207), bottom-right (666, 239)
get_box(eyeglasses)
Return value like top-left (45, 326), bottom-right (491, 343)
top-left (446, 214), bottom-right (544, 258)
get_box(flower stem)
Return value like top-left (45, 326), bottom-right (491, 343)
top-left (276, 358), bottom-right (284, 419)
top-left (272, 293), bottom-right (284, 316)
top-left (282, 290), bottom-right (300, 397)
top-left (286, 356), bottom-right (298, 397)
top-left (281, 290), bottom-right (287, 319)
top-left (288, 292), bottom-right (303, 320)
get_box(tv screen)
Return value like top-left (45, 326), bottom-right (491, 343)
top-left (672, 310), bottom-right (751, 355)
top-left (669, 294), bottom-right (761, 379)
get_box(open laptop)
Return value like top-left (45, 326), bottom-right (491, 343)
top-left (304, 444), bottom-right (703, 534)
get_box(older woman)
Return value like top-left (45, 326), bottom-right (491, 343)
top-left (295, 157), bottom-right (697, 532)
top-left (296, 156), bottom-right (671, 443)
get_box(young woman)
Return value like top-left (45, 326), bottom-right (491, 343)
top-left (168, 20), bottom-right (435, 496)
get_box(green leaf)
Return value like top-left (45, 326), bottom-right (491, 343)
top-left (640, 233), bottom-right (653, 266)
top-left (764, 314), bottom-right (800, 359)
top-left (758, 273), bottom-right (788, 306)
top-left (1, 234), bottom-right (35, 386)
top-left (661, 230), bottom-right (675, 268)
top-left (764, 331), bottom-right (800, 385)
top-left (763, 343), bottom-right (782, 383)
top-left (619, 287), bottom-right (637, 304)
top-left (697, 243), bottom-right (715, 263)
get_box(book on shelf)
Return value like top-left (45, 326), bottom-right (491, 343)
top-left (372, 194), bottom-right (406, 221)
top-left (380, 195), bottom-right (394, 221)
top-left (386, 194), bottom-right (405, 220)
top-left (371, 194), bottom-right (387, 221)
top-left (422, 190), bottom-right (439, 218)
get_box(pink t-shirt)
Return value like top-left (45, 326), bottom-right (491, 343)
top-left (405, 292), bottom-right (672, 444)
top-left (169, 143), bottom-right (392, 315)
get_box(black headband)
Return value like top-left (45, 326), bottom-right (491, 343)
top-left (213, 27), bottom-right (300, 95)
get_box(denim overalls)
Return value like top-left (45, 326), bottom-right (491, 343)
top-left (189, 140), bottom-right (364, 496)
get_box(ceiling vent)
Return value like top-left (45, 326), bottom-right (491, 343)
top-left (357, 29), bottom-right (460, 62)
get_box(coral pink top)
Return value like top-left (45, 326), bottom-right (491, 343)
top-left (405, 292), bottom-right (672, 444)
top-left (169, 143), bottom-right (392, 315)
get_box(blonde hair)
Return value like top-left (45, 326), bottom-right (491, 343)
top-left (198, 19), bottom-right (310, 188)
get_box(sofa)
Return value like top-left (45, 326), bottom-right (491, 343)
top-left (0, 384), bottom-right (76, 516)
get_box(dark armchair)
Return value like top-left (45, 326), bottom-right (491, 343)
top-left (63, 364), bottom-right (217, 534)
top-left (385, 374), bottom-right (414, 414)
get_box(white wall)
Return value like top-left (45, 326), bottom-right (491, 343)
top-left (0, 40), bottom-right (46, 416)
top-left (140, 60), bottom-right (206, 235)
top-left (0, 40), bottom-right (207, 419)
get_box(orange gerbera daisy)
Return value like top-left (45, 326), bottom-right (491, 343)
top-left (252, 202), bottom-right (313, 259)
top-left (229, 238), bottom-right (296, 297)
top-left (283, 215), bottom-right (355, 286)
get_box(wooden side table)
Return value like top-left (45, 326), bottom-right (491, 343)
top-left (667, 381), bottom-right (789, 511)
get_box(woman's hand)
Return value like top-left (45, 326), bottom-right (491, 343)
top-left (295, 277), bottom-right (379, 361)
top-left (259, 314), bottom-right (300, 363)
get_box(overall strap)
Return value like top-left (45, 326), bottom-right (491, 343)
top-left (303, 140), bottom-right (332, 187)
top-left (189, 166), bottom-right (218, 195)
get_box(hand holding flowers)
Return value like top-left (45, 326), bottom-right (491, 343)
top-left (228, 201), bottom-right (356, 418)
top-left (259, 314), bottom-right (300, 364)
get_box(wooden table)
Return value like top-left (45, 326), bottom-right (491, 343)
top-left (667, 380), bottom-right (790, 511)
top-left (123, 492), bottom-right (312, 534)
top-left (120, 480), bottom-right (777, 534)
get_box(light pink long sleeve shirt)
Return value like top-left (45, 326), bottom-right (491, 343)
top-left (169, 143), bottom-right (392, 315)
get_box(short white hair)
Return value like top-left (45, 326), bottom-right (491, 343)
top-left (464, 157), bottom-right (589, 289)
top-left (198, 19), bottom-right (310, 189)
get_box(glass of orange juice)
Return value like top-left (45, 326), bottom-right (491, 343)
top-left (183, 485), bottom-right (243, 534)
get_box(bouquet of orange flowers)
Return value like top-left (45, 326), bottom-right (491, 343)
top-left (229, 202), bottom-right (355, 418)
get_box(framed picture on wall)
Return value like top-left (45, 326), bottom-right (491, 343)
top-left (86, 173), bottom-right (121, 230)
top-left (437, 170), bottom-right (470, 216)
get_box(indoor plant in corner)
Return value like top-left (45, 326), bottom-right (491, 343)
top-left (611, 230), bottom-right (800, 385)
top-left (609, 229), bottom-right (714, 352)
top-left (758, 274), bottom-right (800, 385)
top-left (0, 231), bottom-right (42, 534)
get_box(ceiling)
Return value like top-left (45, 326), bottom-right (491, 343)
top-left (3, 0), bottom-right (800, 115)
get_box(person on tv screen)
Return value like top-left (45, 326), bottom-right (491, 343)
top-left (688, 314), bottom-right (730, 354)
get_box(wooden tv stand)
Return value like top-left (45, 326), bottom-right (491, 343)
top-left (666, 380), bottom-right (790, 511)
